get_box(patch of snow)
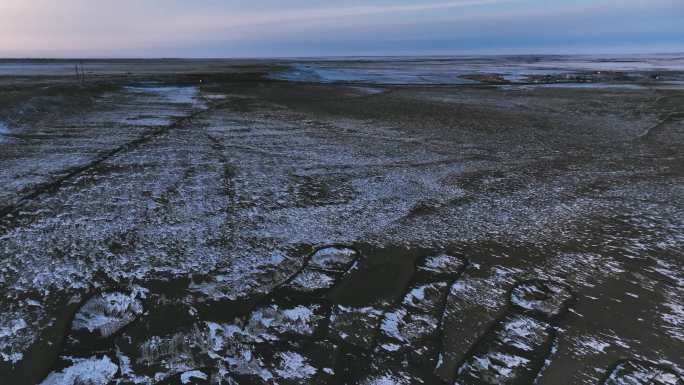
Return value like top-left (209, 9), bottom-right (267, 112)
top-left (72, 291), bottom-right (144, 338)
top-left (402, 282), bottom-right (447, 312)
top-left (380, 343), bottom-right (401, 352)
top-left (206, 303), bottom-right (326, 348)
top-left (360, 373), bottom-right (412, 385)
top-left (181, 370), bottom-right (208, 384)
top-left (26, 300), bottom-right (42, 307)
top-left (285, 269), bottom-right (336, 292)
top-left (0, 318), bottom-right (27, 338)
top-left (1, 351), bottom-right (23, 365)
top-left (604, 361), bottom-right (682, 385)
top-left (418, 254), bottom-right (464, 276)
top-left (39, 356), bottom-right (118, 385)
top-left (244, 303), bottom-right (324, 340)
top-left (575, 336), bottom-right (611, 355)
top-left (460, 351), bottom-right (531, 380)
top-left (0, 318), bottom-right (28, 364)
top-left (495, 314), bottom-right (550, 352)
top-left (115, 348), bottom-right (151, 384)
top-left (449, 276), bottom-right (510, 311)
top-left (282, 306), bottom-right (316, 322)
top-left (380, 310), bottom-right (405, 342)
top-left (273, 351), bottom-right (317, 380)
top-left (309, 246), bottom-right (358, 271)
top-left (510, 281), bottom-right (573, 319)
top-left (407, 286), bottom-right (426, 302)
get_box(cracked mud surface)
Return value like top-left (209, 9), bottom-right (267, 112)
top-left (0, 59), bottom-right (683, 384)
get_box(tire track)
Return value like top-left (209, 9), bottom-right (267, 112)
top-left (0, 95), bottom-right (231, 224)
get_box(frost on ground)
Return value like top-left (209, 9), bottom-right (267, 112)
top-left (0, 63), bottom-right (683, 384)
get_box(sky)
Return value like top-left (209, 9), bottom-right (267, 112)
top-left (0, 0), bottom-right (682, 58)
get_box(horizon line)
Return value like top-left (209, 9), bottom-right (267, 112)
top-left (1, 51), bottom-right (683, 61)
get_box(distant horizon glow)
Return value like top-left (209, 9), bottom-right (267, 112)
top-left (0, 0), bottom-right (682, 58)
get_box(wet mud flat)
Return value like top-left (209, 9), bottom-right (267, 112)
top-left (0, 59), bottom-right (683, 385)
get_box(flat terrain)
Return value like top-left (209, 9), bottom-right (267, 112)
top-left (0, 58), bottom-right (683, 385)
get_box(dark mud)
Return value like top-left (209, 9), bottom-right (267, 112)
top-left (0, 59), bottom-right (683, 385)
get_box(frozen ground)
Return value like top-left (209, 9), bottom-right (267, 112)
top-left (0, 58), bottom-right (683, 385)
top-left (270, 54), bottom-right (684, 86)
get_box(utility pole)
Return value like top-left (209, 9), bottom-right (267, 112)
top-left (80, 61), bottom-right (86, 83)
top-left (75, 62), bottom-right (86, 84)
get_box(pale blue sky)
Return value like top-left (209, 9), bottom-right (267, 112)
top-left (0, 0), bottom-right (682, 57)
